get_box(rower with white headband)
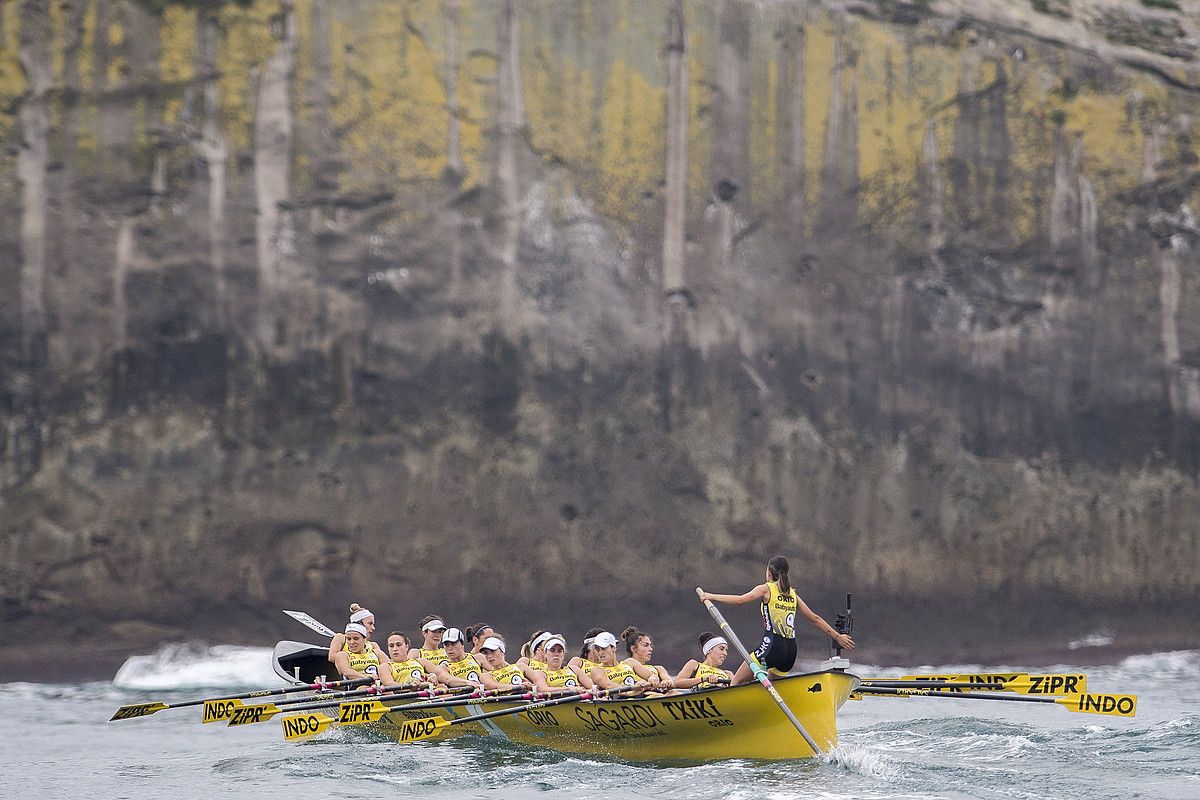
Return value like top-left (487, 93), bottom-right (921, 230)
top-left (517, 630), bottom-right (554, 671)
top-left (587, 631), bottom-right (657, 690)
top-left (332, 622), bottom-right (396, 685)
top-left (477, 634), bottom-right (551, 693)
top-left (408, 614), bottom-right (450, 666)
top-left (567, 627), bottom-right (605, 673)
top-left (326, 602), bottom-right (389, 667)
top-left (674, 631), bottom-right (735, 689)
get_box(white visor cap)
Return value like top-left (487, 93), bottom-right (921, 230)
top-left (480, 637), bottom-right (507, 653)
top-left (422, 619), bottom-right (447, 633)
top-left (543, 636), bottom-right (567, 651)
top-left (593, 631), bottom-right (618, 649)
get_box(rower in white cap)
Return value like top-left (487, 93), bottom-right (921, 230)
top-left (432, 627), bottom-right (487, 687)
top-left (477, 635), bottom-right (551, 693)
top-left (587, 631), bottom-right (658, 690)
top-left (409, 614), bottom-right (449, 665)
top-left (530, 634), bottom-right (594, 690)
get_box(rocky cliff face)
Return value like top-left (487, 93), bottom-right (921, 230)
top-left (1, 0), bottom-right (1198, 678)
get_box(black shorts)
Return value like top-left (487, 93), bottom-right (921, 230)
top-left (753, 632), bottom-right (797, 674)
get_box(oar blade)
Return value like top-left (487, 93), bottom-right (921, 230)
top-left (390, 714), bottom-right (451, 743)
top-left (281, 711), bottom-right (336, 742)
top-left (336, 700), bottom-right (393, 727)
top-left (227, 703), bottom-right (281, 726)
top-left (110, 702), bottom-right (168, 721)
top-left (202, 698), bottom-right (244, 724)
top-left (1058, 693), bottom-right (1137, 717)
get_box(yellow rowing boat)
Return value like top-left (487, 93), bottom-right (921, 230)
top-left (372, 669), bottom-right (858, 761)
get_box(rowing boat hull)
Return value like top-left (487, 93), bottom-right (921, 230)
top-left (374, 670), bottom-right (859, 761)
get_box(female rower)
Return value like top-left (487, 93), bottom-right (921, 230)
top-left (621, 627), bottom-right (676, 689)
top-left (466, 623), bottom-right (495, 655)
top-left (385, 631), bottom-right (438, 686)
top-left (333, 623), bottom-right (395, 685)
top-left (517, 630), bottom-right (552, 671)
top-left (567, 627), bottom-right (604, 672)
top-left (674, 632), bottom-right (735, 689)
top-left (533, 634), bottom-right (593, 690)
top-left (433, 628), bottom-right (487, 687)
top-left (409, 615), bottom-right (450, 667)
top-left (327, 603), bottom-right (388, 665)
top-left (477, 635), bottom-right (550, 693)
top-left (587, 631), bottom-right (657, 690)
top-left (699, 555), bottom-right (854, 685)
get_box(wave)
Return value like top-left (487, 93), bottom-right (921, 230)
top-left (112, 642), bottom-right (283, 690)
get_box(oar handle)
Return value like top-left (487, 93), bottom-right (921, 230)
top-left (446, 685), bottom-right (639, 728)
top-left (695, 586), bottom-right (823, 755)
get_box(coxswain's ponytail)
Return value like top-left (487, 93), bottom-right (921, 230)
top-left (767, 555), bottom-right (792, 597)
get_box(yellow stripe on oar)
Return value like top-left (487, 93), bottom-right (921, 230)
top-left (202, 698), bottom-right (245, 723)
top-left (110, 702), bottom-right (168, 721)
top-left (281, 712), bottom-right (336, 742)
top-left (1058, 693), bottom-right (1137, 717)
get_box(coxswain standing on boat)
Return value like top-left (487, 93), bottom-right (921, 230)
top-left (532, 634), bottom-right (594, 690)
top-left (674, 632), bottom-right (735, 689)
top-left (621, 627), bottom-right (677, 690)
top-left (699, 555), bottom-right (854, 686)
top-left (326, 603), bottom-right (389, 666)
top-left (386, 631), bottom-right (438, 687)
top-left (478, 636), bottom-right (551, 693)
top-left (333, 623), bottom-right (396, 685)
top-left (588, 631), bottom-right (658, 690)
top-left (410, 615), bottom-right (450, 668)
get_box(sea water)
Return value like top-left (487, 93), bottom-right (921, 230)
top-left (5, 647), bottom-right (1197, 799)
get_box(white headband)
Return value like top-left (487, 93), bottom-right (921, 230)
top-left (349, 608), bottom-right (373, 623)
top-left (345, 623), bottom-right (369, 637)
top-left (702, 636), bottom-right (728, 656)
top-left (480, 637), bottom-right (506, 653)
top-left (530, 632), bottom-right (554, 652)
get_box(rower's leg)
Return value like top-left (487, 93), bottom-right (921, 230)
top-left (731, 660), bottom-right (754, 686)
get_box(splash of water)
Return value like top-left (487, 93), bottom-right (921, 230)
top-left (112, 642), bottom-right (282, 690)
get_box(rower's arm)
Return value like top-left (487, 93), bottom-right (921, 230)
top-left (433, 666), bottom-right (476, 688)
top-left (626, 659), bottom-right (659, 683)
top-left (522, 665), bottom-right (550, 693)
top-left (673, 660), bottom-right (705, 689)
top-left (371, 641), bottom-right (391, 664)
top-left (700, 583), bottom-right (769, 605)
top-left (478, 672), bottom-right (504, 691)
top-left (589, 666), bottom-right (617, 690)
top-left (569, 665), bottom-right (595, 689)
top-left (327, 632), bottom-right (346, 663)
top-left (332, 651), bottom-right (371, 681)
top-left (797, 597), bottom-right (855, 650)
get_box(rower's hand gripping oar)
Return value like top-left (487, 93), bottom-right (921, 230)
top-left (282, 685), bottom-right (643, 743)
top-left (853, 685), bottom-right (1137, 717)
top-left (695, 586), bottom-right (824, 755)
top-left (109, 677), bottom-right (372, 721)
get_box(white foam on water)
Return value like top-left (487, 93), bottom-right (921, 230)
top-left (823, 742), bottom-right (896, 780)
top-left (112, 642), bottom-right (282, 690)
top-left (1068, 633), bottom-right (1114, 650)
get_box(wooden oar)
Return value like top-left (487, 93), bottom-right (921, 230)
top-left (226, 684), bottom-right (471, 727)
top-left (853, 686), bottom-right (1137, 717)
top-left (695, 586), bottom-right (823, 755)
top-left (109, 677), bottom-right (371, 722)
top-left (283, 685), bottom-right (643, 743)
